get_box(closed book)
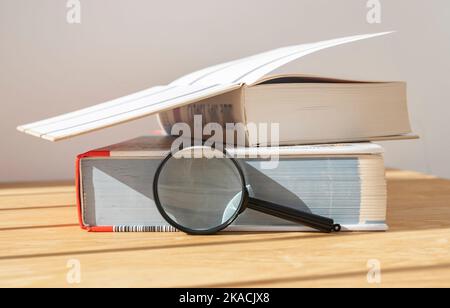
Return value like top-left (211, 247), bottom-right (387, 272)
top-left (77, 136), bottom-right (388, 232)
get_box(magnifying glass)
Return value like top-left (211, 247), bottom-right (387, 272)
top-left (153, 146), bottom-right (341, 235)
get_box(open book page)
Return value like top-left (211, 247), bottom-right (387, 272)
top-left (171, 32), bottom-right (392, 86)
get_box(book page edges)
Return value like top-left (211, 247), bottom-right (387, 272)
top-left (84, 136), bottom-right (387, 157)
top-left (19, 84), bottom-right (242, 142)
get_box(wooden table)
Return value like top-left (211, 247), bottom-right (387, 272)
top-left (0, 170), bottom-right (449, 288)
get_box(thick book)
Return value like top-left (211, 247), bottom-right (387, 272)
top-left (17, 32), bottom-right (414, 146)
top-left (77, 136), bottom-right (388, 232)
top-left (158, 74), bottom-right (412, 146)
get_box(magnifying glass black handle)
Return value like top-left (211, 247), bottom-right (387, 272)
top-left (247, 197), bottom-right (341, 233)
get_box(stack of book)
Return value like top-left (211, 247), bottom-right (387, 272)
top-left (18, 33), bottom-right (414, 232)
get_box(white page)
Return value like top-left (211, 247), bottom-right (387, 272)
top-left (171, 32), bottom-right (392, 86)
top-left (18, 85), bottom-right (169, 132)
top-left (38, 84), bottom-right (239, 141)
top-left (240, 32), bottom-right (392, 85)
top-left (29, 84), bottom-right (217, 136)
top-left (169, 46), bottom-right (294, 86)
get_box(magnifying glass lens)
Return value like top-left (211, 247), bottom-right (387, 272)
top-left (155, 148), bottom-right (244, 232)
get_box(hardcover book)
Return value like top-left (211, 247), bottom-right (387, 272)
top-left (77, 136), bottom-right (388, 232)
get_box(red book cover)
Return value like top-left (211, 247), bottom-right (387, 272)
top-left (76, 150), bottom-right (112, 232)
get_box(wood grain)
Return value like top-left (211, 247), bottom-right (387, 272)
top-left (0, 170), bottom-right (449, 288)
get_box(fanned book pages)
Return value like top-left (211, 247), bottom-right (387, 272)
top-left (77, 136), bottom-right (388, 232)
top-left (17, 32), bottom-right (415, 146)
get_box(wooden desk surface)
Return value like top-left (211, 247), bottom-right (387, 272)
top-left (0, 170), bottom-right (449, 288)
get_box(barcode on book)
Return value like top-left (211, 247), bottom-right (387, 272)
top-left (113, 226), bottom-right (179, 232)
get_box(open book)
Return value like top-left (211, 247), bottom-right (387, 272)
top-left (17, 32), bottom-right (414, 146)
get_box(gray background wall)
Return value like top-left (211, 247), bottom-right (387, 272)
top-left (1, 0), bottom-right (449, 182)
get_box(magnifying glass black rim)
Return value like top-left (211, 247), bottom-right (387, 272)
top-left (153, 146), bottom-right (248, 235)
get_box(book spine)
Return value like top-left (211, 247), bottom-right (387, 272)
top-left (157, 101), bottom-right (240, 145)
top-left (76, 150), bottom-right (111, 232)
top-left (82, 224), bottom-right (388, 233)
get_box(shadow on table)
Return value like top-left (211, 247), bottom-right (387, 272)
top-left (191, 262), bottom-right (450, 288)
top-left (0, 231), bottom-right (356, 261)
